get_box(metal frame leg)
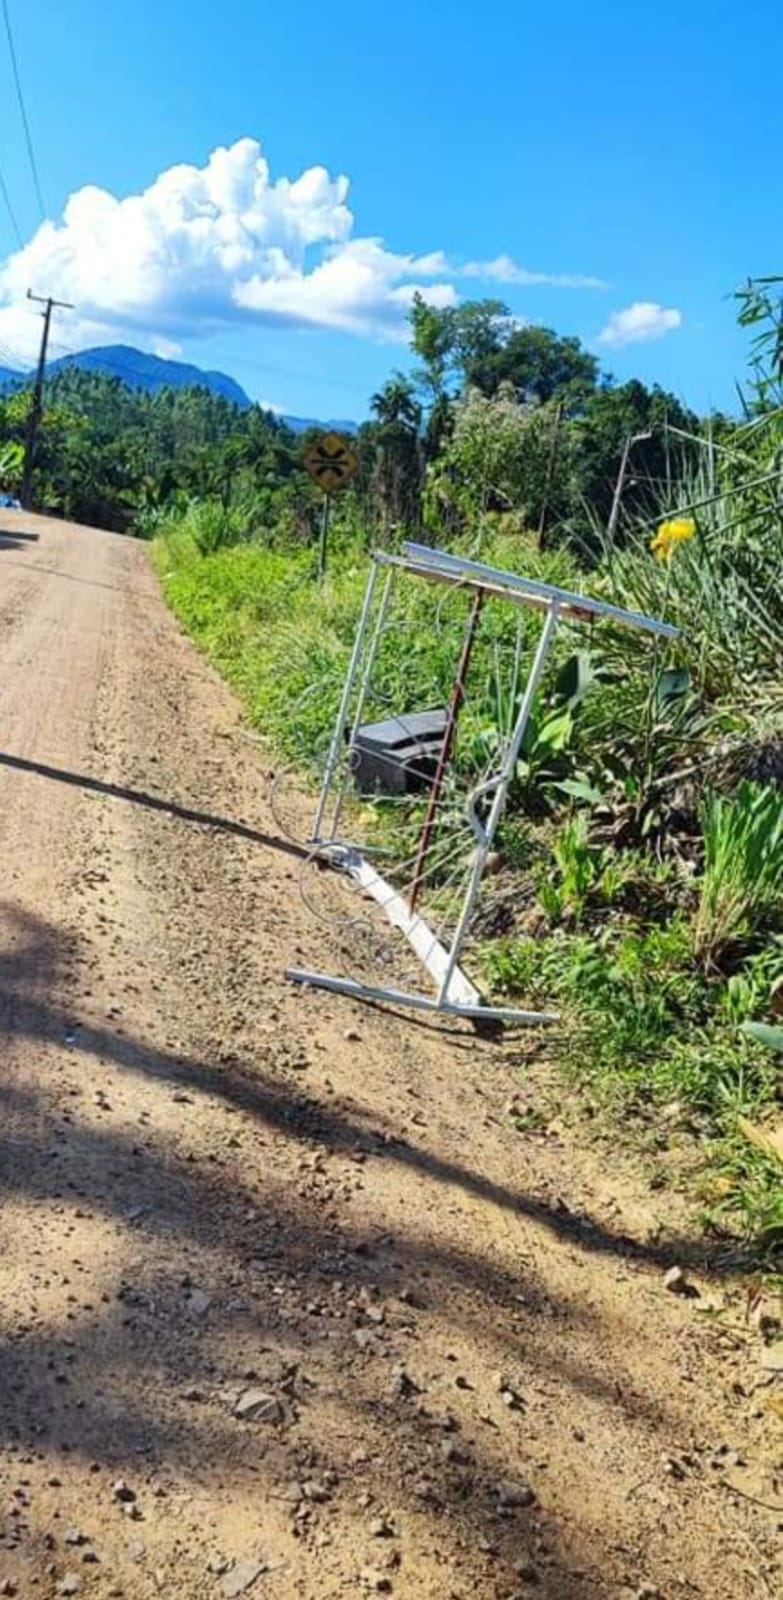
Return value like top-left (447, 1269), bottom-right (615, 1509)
top-left (311, 557), bottom-right (381, 843)
top-left (329, 566), bottom-right (394, 842)
top-left (286, 966), bottom-right (559, 1026)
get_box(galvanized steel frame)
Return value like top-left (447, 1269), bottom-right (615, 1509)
top-left (286, 544), bottom-right (678, 1027)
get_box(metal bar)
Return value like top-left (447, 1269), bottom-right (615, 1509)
top-left (285, 968), bottom-right (559, 1025)
top-left (372, 552), bottom-right (601, 627)
top-left (606, 431), bottom-right (651, 546)
top-left (621, 460), bottom-right (783, 525)
top-left (402, 541), bottom-right (679, 639)
top-left (409, 588), bottom-right (484, 912)
top-left (311, 558), bottom-right (381, 843)
top-left (329, 566), bottom-right (394, 841)
top-left (384, 560), bottom-right (592, 626)
top-left (437, 602), bottom-right (561, 1004)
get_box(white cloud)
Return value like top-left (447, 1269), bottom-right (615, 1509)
top-left (235, 237), bottom-right (457, 337)
top-left (598, 301), bottom-right (682, 347)
top-left (0, 138), bottom-right (604, 363)
top-left (461, 253), bottom-right (607, 290)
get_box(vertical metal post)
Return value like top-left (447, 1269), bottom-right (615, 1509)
top-left (606, 430), bottom-right (652, 549)
top-left (437, 602), bottom-right (560, 1004)
top-left (330, 566), bottom-right (394, 841)
top-left (606, 435), bottom-right (632, 550)
top-left (311, 557), bottom-right (381, 843)
top-left (318, 493), bottom-right (331, 582)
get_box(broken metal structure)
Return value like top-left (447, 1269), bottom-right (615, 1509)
top-left (286, 542), bottom-right (678, 1027)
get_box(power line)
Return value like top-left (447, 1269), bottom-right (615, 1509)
top-left (1, 0), bottom-right (46, 222)
top-left (0, 157), bottom-right (22, 248)
top-left (0, 336), bottom-right (27, 370)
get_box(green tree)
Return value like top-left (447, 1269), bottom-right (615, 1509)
top-left (368, 373), bottom-right (423, 536)
top-left (410, 298), bottom-right (599, 414)
top-left (466, 324), bottom-right (599, 409)
top-left (409, 294), bottom-right (456, 400)
top-left (735, 273), bottom-right (783, 414)
top-left (370, 372), bottom-right (421, 430)
top-left (425, 384), bottom-right (570, 543)
top-left (409, 294), bottom-right (509, 399)
top-left (0, 366), bottom-right (304, 531)
top-left (572, 380), bottom-right (699, 536)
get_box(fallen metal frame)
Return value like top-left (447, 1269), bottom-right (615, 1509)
top-left (287, 542), bottom-right (678, 1027)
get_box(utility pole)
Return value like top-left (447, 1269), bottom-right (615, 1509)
top-left (20, 289), bottom-right (73, 509)
top-left (606, 429), bottom-right (652, 548)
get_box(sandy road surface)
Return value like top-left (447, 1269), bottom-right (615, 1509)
top-left (0, 510), bottom-right (779, 1600)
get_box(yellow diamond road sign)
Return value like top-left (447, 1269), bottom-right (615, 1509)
top-left (304, 431), bottom-right (359, 494)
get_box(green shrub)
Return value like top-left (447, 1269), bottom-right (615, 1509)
top-left (485, 914), bottom-right (780, 1121)
top-left (156, 525), bottom-right (590, 771)
top-left (694, 782), bottom-right (783, 967)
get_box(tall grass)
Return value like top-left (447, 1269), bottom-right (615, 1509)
top-left (595, 444), bottom-right (782, 699)
top-left (155, 525), bottom-right (585, 767)
top-left (694, 782), bottom-right (783, 967)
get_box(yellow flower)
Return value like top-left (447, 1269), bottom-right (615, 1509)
top-left (650, 515), bottom-right (696, 563)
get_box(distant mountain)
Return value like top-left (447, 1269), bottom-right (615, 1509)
top-left (281, 414), bottom-right (358, 435)
top-left (47, 344), bottom-right (252, 409)
top-left (0, 343), bottom-right (358, 433)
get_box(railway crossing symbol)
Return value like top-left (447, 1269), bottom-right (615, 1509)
top-left (303, 432), bottom-right (359, 495)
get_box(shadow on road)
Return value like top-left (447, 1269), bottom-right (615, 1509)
top-left (0, 748), bottom-right (308, 859)
top-left (0, 530), bottom-right (39, 550)
top-left (0, 904), bottom-right (688, 1600)
top-left (0, 556), bottom-right (130, 593)
top-left (0, 902), bottom-right (769, 1599)
top-left (0, 902), bottom-right (758, 1284)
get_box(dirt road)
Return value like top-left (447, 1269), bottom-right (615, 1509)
top-left (0, 511), bottom-right (779, 1600)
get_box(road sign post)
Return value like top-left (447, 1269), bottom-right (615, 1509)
top-left (303, 431), bottom-right (358, 580)
top-left (318, 494), bottom-right (331, 583)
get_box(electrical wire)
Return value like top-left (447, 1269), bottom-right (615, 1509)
top-left (1, 0), bottom-right (46, 221)
top-left (0, 336), bottom-right (27, 371)
top-left (0, 157), bottom-right (22, 249)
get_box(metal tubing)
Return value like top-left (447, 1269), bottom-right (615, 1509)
top-left (402, 541), bottom-right (679, 639)
top-left (311, 558), bottom-right (381, 843)
top-left (437, 602), bottom-right (561, 1004)
top-left (464, 773), bottom-right (503, 846)
top-left (329, 566), bottom-right (394, 841)
top-left (285, 967), bottom-right (559, 1025)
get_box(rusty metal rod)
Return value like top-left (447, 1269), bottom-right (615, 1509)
top-left (409, 589), bottom-right (484, 912)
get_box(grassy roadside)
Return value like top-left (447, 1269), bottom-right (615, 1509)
top-left (153, 527), bottom-right (783, 1261)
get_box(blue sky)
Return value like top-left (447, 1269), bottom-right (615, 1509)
top-left (0, 0), bottom-right (779, 418)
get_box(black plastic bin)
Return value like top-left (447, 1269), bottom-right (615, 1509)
top-left (348, 709), bottom-right (448, 795)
